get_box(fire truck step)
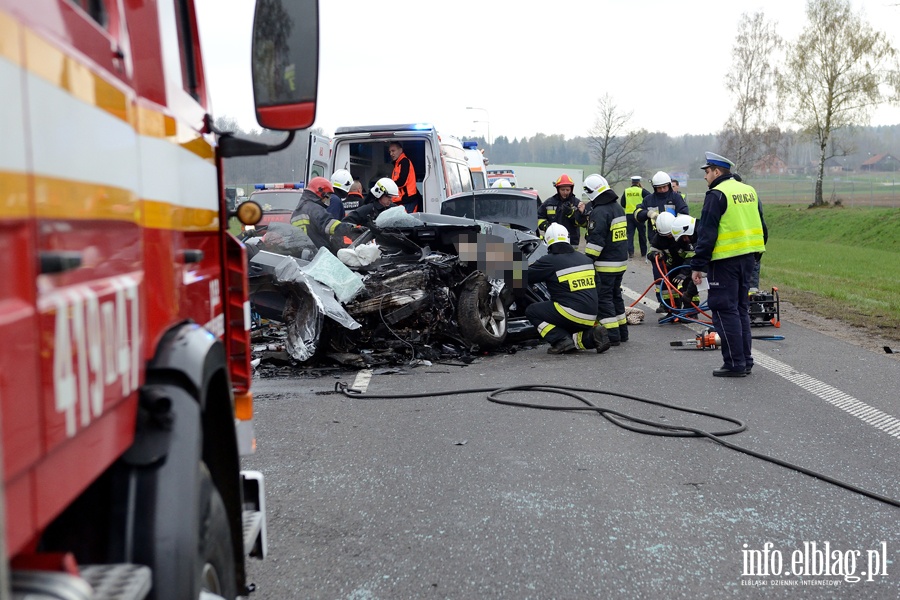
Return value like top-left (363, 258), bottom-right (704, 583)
top-left (242, 510), bottom-right (265, 556)
top-left (81, 564), bottom-right (152, 600)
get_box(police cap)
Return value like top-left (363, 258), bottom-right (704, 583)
top-left (700, 152), bottom-right (733, 170)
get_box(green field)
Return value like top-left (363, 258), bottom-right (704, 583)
top-left (754, 205), bottom-right (900, 340)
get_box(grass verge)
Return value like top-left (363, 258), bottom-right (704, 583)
top-left (758, 205), bottom-right (900, 341)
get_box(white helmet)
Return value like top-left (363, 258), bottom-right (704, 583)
top-left (671, 214), bottom-right (696, 239)
top-left (582, 173), bottom-right (610, 201)
top-left (371, 177), bottom-right (400, 199)
top-left (544, 223), bottom-right (570, 246)
top-left (651, 171), bottom-right (672, 188)
top-left (331, 169), bottom-right (353, 196)
top-left (491, 178), bottom-right (512, 188)
top-left (655, 211), bottom-right (676, 235)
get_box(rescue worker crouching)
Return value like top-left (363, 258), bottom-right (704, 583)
top-left (525, 223), bottom-right (611, 354)
top-left (537, 174), bottom-right (587, 247)
top-left (343, 178), bottom-right (401, 229)
top-left (583, 174), bottom-right (629, 345)
top-left (289, 176), bottom-right (357, 252)
top-left (648, 212), bottom-right (699, 319)
top-left (635, 171), bottom-right (690, 309)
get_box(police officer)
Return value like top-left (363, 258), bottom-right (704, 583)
top-left (388, 141), bottom-right (423, 213)
top-left (537, 174), bottom-right (587, 246)
top-left (690, 152), bottom-right (768, 378)
top-left (525, 223), bottom-right (610, 354)
top-left (343, 178), bottom-right (401, 229)
top-left (672, 178), bottom-right (687, 203)
top-left (583, 173), bottom-right (629, 345)
top-left (621, 175), bottom-right (650, 258)
top-left (289, 176), bottom-right (355, 252)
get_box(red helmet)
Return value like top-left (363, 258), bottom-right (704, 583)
top-left (308, 176), bottom-right (334, 199)
top-left (554, 174), bottom-right (575, 188)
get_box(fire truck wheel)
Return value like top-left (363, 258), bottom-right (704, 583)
top-left (457, 275), bottom-right (508, 349)
top-left (198, 463), bottom-right (237, 599)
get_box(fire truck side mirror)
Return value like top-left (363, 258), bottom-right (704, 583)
top-left (251, 0), bottom-right (319, 131)
top-left (233, 200), bottom-right (263, 226)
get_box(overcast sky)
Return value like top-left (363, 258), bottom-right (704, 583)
top-left (195, 0), bottom-right (900, 141)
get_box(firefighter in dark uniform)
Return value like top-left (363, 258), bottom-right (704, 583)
top-left (634, 170), bottom-right (690, 310)
top-left (690, 152), bottom-right (768, 378)
top-left (326, 169), bottom-right (353, 220)
top-left (343, 180), bottom-right (365, 212)
top-left (290, 176), bottom-right (355, 252)
top-left (525, 223), bottom-right (610, 354)
top-left (537, 174), bottom-right (587, 246)
top-left (388, 141), bottom-right (423, 213)
top-left (583, 173), bottom-right (629, 345)
top-left (648, 212), bottom-right (699, 318)
top-left (622, 175), bottom-right (650, 258)
top-left (343, 178), bottom-right (400, 228)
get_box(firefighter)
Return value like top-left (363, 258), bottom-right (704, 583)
top-left (621, 175), bottom-right (650, 258)
top-left (525, 223), bottom-right (610, 354)
top-left (634, 171), bottom-right (690, 309)
top-left (388, 141), bottom-right (423, 213)
top-left (537, 174), bottom-right (587, 246)
top-left (690, 152), bottom-right (768, 377)
top-left (326, 169), bottom-right (354, 220)
top-left (648, 212), bottom-right (699, 318)
top-left (289, 176), bottom-right (356, 252)
top-left (343, 180), bottom-right (365, 212)
top-left (583, 173), bottom-right (629, 345)
top-left (491, 178), bottom-right (512, 188)
top-left (343, 178), bottom-right (401, 229)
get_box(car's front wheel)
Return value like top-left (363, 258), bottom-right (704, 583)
top-left (457, 275), bottom-right (507, 349)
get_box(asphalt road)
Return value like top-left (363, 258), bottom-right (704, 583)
top-left (243, 259), bottom-right (900, 599)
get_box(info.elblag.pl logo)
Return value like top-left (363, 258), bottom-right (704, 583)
top-left (741, 541), bottom-right (890, 585)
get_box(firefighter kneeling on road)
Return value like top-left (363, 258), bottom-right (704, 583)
top-left (290, 176), bottom-right (359, 252)
top-left (525, 223), bottom-right (612, 354)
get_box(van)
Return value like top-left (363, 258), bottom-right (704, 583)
top-left (463, 141), bottom-right (489, 189)
top-left (307, 124), bottom-right (474, 214)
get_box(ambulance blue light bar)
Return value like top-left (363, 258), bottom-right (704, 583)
top-left (253, 183), bottom-right (304, 190)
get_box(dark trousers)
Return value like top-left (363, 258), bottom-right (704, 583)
top-left (707, 254), bottom-right (755, 371)
top-left (625, 214), bottom-right (646, 256)
top-left (525, 301), bottom-right (596, 349)
top-left (596, 271), bottom-right (626, 342)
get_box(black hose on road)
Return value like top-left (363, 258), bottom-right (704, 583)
top-left (337, 382), bottom-right (900, 509)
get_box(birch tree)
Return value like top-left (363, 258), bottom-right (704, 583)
top-left (777, 0), bottom-right (900, 205)
top-left (720, 11), bottom-right (782, 175)
top-left (586, 94), bottom-right (648, 189)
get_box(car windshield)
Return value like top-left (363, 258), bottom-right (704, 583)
top-left (251, 191), bottom-right (301, 211)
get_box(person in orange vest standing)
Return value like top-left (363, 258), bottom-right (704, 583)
top-left (388, 141), bottom-right (423, 213)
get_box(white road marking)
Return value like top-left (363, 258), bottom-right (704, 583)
top-left (622, 285), bottom-right (900, 441)
top-left (351, 369), bottom-right (373, 393)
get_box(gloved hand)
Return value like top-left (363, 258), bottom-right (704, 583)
top-left (647, 249), bottom-right (662, 261)
top-left (647, 208), bottom-right (659, 221)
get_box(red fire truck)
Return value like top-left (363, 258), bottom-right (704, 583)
top-left (0, 0), bottom-right (318, 598)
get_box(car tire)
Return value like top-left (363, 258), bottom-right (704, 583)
top-left (457, 274), bottom-right (507, 349)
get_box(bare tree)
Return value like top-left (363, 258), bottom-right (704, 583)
top-left (777, 0), bottom-right (900, 205)
top-left (586, 94), bottom-right (648, 189)
top-left (720, 12), bottom-right (782, 175)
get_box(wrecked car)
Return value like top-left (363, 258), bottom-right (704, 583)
top-left (246, 205), bottom-right (550, 365)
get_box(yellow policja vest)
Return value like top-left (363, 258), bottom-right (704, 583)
top-left (711, 178), bottom-right (766, 261)
top-left (624, 186), bottom-right (643, 214)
